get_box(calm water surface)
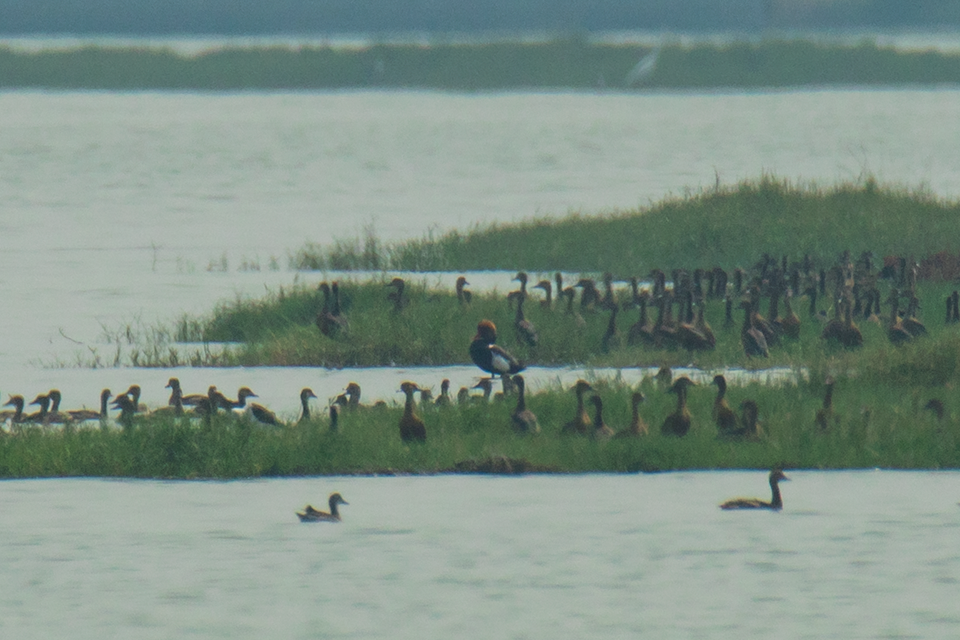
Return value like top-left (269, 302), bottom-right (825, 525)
top-left (1, 472), bottom-right (958, 639)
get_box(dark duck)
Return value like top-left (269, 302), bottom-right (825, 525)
top-left (469, 320), bottom-right (525, 378)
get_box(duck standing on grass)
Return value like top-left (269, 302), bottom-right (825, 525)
top-left (297, 493), bottom-right (349, 522)
top-left (661, 376), bottom-right (696, 437)
top-left (510, 375), bottom-right (540, 435)
top-left (720, 469), bottom-right (789, 510)
top-left (398, 381), bottom-right (426, 443)
top-left (469, 320), bottom-right (525, 379)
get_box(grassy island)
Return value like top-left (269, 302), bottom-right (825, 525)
top-left (1, 373), bottom-right (957, 479)
top-left (23, 175), bottom-right (960, 478)
top-left (2, 39), bottom-right (960, 90)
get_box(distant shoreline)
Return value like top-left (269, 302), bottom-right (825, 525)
top-left (2, 38), bottom-right (960, 90)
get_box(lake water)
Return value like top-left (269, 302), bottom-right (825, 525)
top-left (2, 87), bottom-right (960, 413)
top-left (2, 84), bottom-right (960, 637)
top-left (1, 471), bottom-right (958, 639)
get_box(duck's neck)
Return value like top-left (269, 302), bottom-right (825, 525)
top-left (769, 477), bottom-right (783, 509)
top-left (592, 400), bottom-right (604, 429)
top-left (301, 395), bottom-right (311, 421)
top-left (403, 390), bottom-right (417, 415)
top-left (328, 497), bottom-right (340, 518)
top-left (715, 378), bottom-right (727, 402)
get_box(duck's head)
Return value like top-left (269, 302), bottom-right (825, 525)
top-left (386, 277), bottom-right (405, 289)
top-left (712, 374), bottom-right (726, 388)
top-left (29, 393), bottom-right (49, 407)
top-left (318, 282), bottom-right (331, 296)
top-left (237, 387), bottom-right (257, 401)
top-left (440, 379), bottom-right (450, 393)
top-left (165, 377), bottom-right (180, 390)
top-left (399, 381), bottom-right (420, 395)
top-left (571, 379), bottom-right (593, 395)
top-left (301, 388), bottom-right (318, 401)
top-left (47, 389), bottom-right (62, 407)
top-left (457, 387), bottom-right (469, 403)
top-left (329, 492), bottom-right (349, 507)
top-left (513, 271), bottom-right (528, 285)
top-left (632, 391), bottom-right (645, 405)
top-left (123, 385), bottom-right (142, 401)
top-left (345, 382), bottom-right (361, 397)
top-left (472, 378), bottom-right (493, 393)
top-left (770, 469), bottom-right (789, 483)
top-left (474, 320), bottom-right (497, 343)
top-left (533, 280), bottom-right (551, 293)
top-left (668, 376), bottom-right (697, 394)
top-left (456, 276), bottom-right (469, 288)
top-left (511, 374), bottom-right (525, 393)
top-left (4, 395), bottom-right (24, 409)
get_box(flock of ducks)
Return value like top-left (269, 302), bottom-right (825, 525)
top-left (3, 252), bottom-right (951, 521)
top-left (315, 251), bottom-right (942, 362)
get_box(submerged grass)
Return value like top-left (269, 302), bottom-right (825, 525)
top-left (291, 177), bottom-right (960, 274)
top-left (2, 374), bottom-right (958, 479)
top-left (3, 39), bottom-right (960, 90)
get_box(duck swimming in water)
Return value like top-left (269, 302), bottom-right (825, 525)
top-left (720, 469), bottom-right (789, 510)
top-left (296, 492), bottom-right (349, 522)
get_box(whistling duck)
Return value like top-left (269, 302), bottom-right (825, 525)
top-left (248, 401), bottom-right (281, 426)
top-left (119, 385), bottom-right (147, 413)
top-left (839, 298), bottom-right (863, 349)
top-left (66, 388), bottom-right (112, 422)
top-left (386, 277), bottom-right (407, 311)
top-left (43, 389), bottom-right (73, 424)
top-left (218, 387), bottom-right (258, 410)
top-left (661, 376), bottom-right (696, 437)
top-left (435, 379), bottom-right (452, 407)
top-left (296, 492), bottom-right (349, 523)
top-left (533, 279), bottom-right (553, 310)
top-left (328, 404), bottom-right (340, 431)
top-left (886, 290), bottom-right (912, 345)
top-left (456, 276), bottom-right (472, 305)
top-left (472, 378), bottom-right (496, 402)
top-left (298, 388), bottom-right (318, 422)
top-left (575, 278), bottom-right (600, 312)
top-left (419, 387), bottom-right (434, 405)
top-left (614, 392), bottom-right (648, 438)
top-left (507, 271), bottom-right (528, 308)
top-left (510, 375), bottom-right (540, 435)
top-left (720, 469), bottom-right (789, 510)
top-left (514, 295), bottom-right (538, 347)
top-left (815, 376), bottom-right (835, 431)
top-left (600, 272), bottom-right (617, 311)
top-left (712, 375), bottom-right (738, 437)
top-left (563, 287), bottom-right (586, 328)
top-left (342, 382), bottom-right (362, 409)
top-left (653, 292), bottom-right (678, 349)
top-left (111, 393), bottom-right (137, 428)
top-left (740, 299), bottom-right (769, 358)
top-left (149, 380), bottom-right (184, 418)
top-left (2, 395), bottom-right (25, 424)
top-left (676, 296), bottom-right (713, 352)
top-left (469, 320), bottom-right (525, 378)
top-left (780, 289), bottom-right (801, 339)
top-left (738, 399), bottom-right (763, 439)
top-left (723, 296), bottom-right (735, 330)
top-left (747, 287), bottom-right (778, 347)
top-left (398, 381), bottom-right (426, 443)
top-left (589, 395), bottom-right (616, 440)
top-left (901, 295), bottom-right (926, 337)
top-left (627, 291), bottom-right (655, 346)
top-left (561, 380), bottom-right (593, 435)
top-left (180, 383), bottom-right (212, 407)
top-left (26, 394), bottom-right (51, 423)
top-left (316, 282), bottom-right (348, 337)
top-left (600, 303), bottom-right (621, 353)
top-left (628, 276), bottom-right (642, 309)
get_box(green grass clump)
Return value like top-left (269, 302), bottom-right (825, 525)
top-left (292, 176), bottom-right (960, 274)
top-left (1, 373), bottom-right (958, 479)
